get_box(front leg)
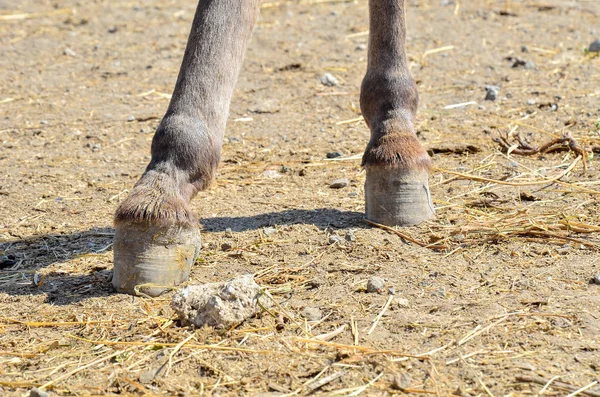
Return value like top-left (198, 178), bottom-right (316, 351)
top-left (113, 0), bottom-right (260, 296)
top-left (361, 0), bottom-right (435, 226)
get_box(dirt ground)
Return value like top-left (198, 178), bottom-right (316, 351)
top-left (1, 0), bottom-right (600, 395)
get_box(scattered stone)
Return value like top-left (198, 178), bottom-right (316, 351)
top-left (40, 120), bottom-right (48, 125)
top-left (263, 170), bottom-right (282, 179)
top-left (29, 388), bottom-right (49, 397)
top-left (221, 242), bottom-right (233, 251)
top-left (432, 286), bottom-right (447, 298)
top-left (320, 73), bottom-right (339, 87)
top-left (355, 44), bottom-right (366, 51)
top-left (298, 168), bottom-right (307, 177)
top-left (249, 99), bottom-right (281, 114)
top-left (366, 276), bottom-right (385, 293)
top-left (171, 275), bottom-right (266, 329)
top-left (63, 47), bottom-right (77, 57)
top-left (510, 57), bottom-right (536, 70)
top-left (521, 45), bottom-right (529, 53)
top-left (527, 99), bottom-right (536, 105)
top-left (280, 165), bottom-right (291, 173)
top-left (225, 228), bottom-right (233, 238)
top-left (328, 234), bottom-right (344, 244)
top-left (138, 368), bottom-right (157, 384)
top-left (388, 287), bottom-right (396, 295)
top-left (396, 298), bottom-right (410, 308)
top-left (127, 114), bottom-right (136, 122)
top-left (589, 39), bottom-right (600, 53)
top-left (591, 273), bottom-right (600, 285)
top-left (263, 227), bottom-right (277, 236)
top-left (391, 372), bottom-right (412, 391)
top-left (108, 26), bottom-right (118, 33)
top-left (484, 85), bottom-right (500, 101)
top-left (326, 151), bottom-right (344, 159)
top-left (345, 230), bottom-right (356, 242)
top-left (329, 178), bottom-right (349, 189)
top-left (302, 307), bottom-right (322, 321)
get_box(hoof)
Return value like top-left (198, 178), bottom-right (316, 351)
top-left (365, 165), bottom-right (435, 226)
top-left (112, 223), bottom-right (201, 297)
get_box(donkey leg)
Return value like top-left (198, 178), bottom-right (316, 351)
top-left (113, 0), bottom-right (260, 296)
top-left (360, 0), bottom-right (435, 226)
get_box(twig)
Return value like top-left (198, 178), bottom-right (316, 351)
top-left (165, 332), bottom-right (195, 376)
top-left (364, 219), bottom-right (448, 250)
top-left (304, 371), bottom-right (345, 394)
top-left (347, 372), bottom-right (384, 396)
top-left (437, 155), bottom-right (581, 186)
top-left (458, 316), bottom-right (509, 346)
top-left (516, 376), bottom-right (600, 397)
top-left (367, 293), bottom-right (394, 335)
top-left (313, 324), bottom-right (347, 341)
top-left (494, 132), bottom-right (588, 171)
top-left (39, 348), bottom-right (131, 390)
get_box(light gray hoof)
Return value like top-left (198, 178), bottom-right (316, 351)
top-left (112, 223), bottom-right (201, 297)
top-left (365, 165), bottom-right (435, 226)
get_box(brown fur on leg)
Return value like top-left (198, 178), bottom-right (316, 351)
top-left (114, 170), bottom-right (198, 228)
top-left (362, 119), bottom-right (432, 172)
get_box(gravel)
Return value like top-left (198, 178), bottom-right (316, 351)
top-left (366, 276), bottom-right (385, 293)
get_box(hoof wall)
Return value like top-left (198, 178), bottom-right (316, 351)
top-left (365, 165), bottom-right (435, 227)
top-left (112, 223), bottom-right (201, 297)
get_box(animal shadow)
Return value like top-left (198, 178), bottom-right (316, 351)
top-left (0, 208), bottom-right (365, 304)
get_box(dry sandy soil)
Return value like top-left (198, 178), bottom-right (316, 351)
top-left (1, 0), bottom-right (600, 396)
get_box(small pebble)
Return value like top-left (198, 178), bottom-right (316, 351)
top-left (320, 73), bottom-right (339, 87)
top-left (108, 26), bottom-right (118, 33)
top-left (589, 39), bottom-right (600, 53)
top-left (355, 44), bottom-right (366, 51)
top-left (302, 307), bottom-right (322, 321)
top-left (263, 227), bottom-right (277, 236)
top-left (432, 286), bottom-right (447, 298)
top-left (591, 273), bottom-right (600, 285)
top-left (221, 242), bottom-right (233, 251)
top-left (29, 389), bottom-right (49, 397)
top-left (249, 99), bottom-right (281, 114)
top-left (40, 120), bottom-right (48, 125)
top-left (345, 230), bottom-right (356, 242)
top-left (263, 170), bottom-right (282, 179)
top-left (138, 368), bottom-right (157, 384)
top-left (63, 47), bottom-right (77, 57)
top-left (484, 85), bottom-right (500, 101)
top-left (127, 115), bottom-right (136, 122)
top-left (225, 227), bottom-right (233, 238)
top-left (330, 178), bottom-right (349, 189)
top-left (391, 372), bottom-right (412, 391)
top-left (326, 151), bottom-right (344, 159)
top-left (521, 45), bottom-right (529, 52)
top-left (527, 99), bottom-right (536, 105)
top-left (396, 298), bottom-right (410, 308)
top-left (366, 276), bottom-right (385, 293)
top-left (328, 234), bottom-right (344, 244)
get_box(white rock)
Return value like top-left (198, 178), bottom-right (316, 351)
top-left (172, 275), bottom-right (265, 329)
